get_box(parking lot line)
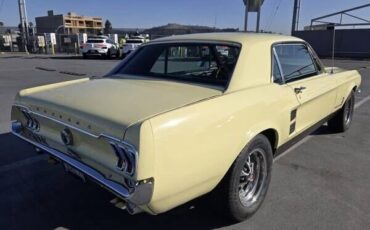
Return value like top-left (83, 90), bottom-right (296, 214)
top-left (355, 95), bottom-right (370, 109)
top-left (274, 95), bottom-right (370, 162)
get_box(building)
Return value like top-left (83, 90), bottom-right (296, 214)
top-left (35, 10), bottom-right (103, 34)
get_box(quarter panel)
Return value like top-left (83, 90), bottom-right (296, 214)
top-left (333, 70), bottom-right (362, 107)
top-left (147, 84), bottom-right (299, 213)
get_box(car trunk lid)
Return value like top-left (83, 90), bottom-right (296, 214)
top-left (17, 77), bottom-right (222, 139)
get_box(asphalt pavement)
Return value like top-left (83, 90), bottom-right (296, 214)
top-left (0, 54), bottom-right (369, 230)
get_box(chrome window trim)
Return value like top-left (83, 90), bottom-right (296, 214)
top-left (272, 47), bottom-right (285, 84)
top-left (306, 43), bottom-right (326, 74)
top-left (272, 42), bottom-right (319, 83)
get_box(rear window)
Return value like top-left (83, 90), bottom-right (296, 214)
top-left (86, 40), bottom-right (104, 43)
top-left (114, 43), bottom-right (241, 87)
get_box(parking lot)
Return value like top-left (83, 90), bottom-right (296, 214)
top-left (0, 54), bottom-right (369, 230)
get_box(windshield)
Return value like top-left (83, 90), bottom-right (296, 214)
top-left (114, 43), bottom-right (240, 87)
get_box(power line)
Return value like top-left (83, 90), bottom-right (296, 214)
top-left (266, 0), bottom-right (283, 31)
top-left (264, 0), bottom-right (279, 29)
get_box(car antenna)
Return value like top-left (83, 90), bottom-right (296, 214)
top-left (330, 24), bottom-right (336, 74)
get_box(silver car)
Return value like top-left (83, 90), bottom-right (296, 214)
top-left (121, 38), bottom-right (145, 57)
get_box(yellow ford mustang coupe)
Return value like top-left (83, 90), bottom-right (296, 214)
top-left (11, 33), bottom-right (361, 221)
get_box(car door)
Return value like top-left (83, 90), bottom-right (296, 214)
top-left (273, 43), bottom-right (337, 134)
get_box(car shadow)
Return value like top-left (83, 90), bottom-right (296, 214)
top-left (0, 132), bottom-right (234, 230)
top-left (310, 124), bottom-right (335, 136)
top-left (0, 121), bottom-right (339, 229)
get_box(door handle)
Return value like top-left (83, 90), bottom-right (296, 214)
top-left (294, 87), bottom-right (306, 94)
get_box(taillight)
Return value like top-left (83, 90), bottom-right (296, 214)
top-left (110, 142), bottom-right (137, 177)
top-left (22, 110), bottom-right (40, 131)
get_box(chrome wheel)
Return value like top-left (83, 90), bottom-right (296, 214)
top-left (344, 96), bottom-right (354, 126)
top-left (238, 148), bottom-right (267, 207)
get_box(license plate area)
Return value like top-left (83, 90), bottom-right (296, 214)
top-left (63, 163), bottom-right (86, 182)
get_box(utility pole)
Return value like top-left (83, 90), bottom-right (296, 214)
top-left (291, 0), bottom-right (301, 35)
top-left (244, 0), bottom-right (249, 31)
top-left (256, 4), bottom-right (261, 32)
top-left (18, 0), bottom-right (29, 52)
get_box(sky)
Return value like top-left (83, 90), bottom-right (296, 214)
top-left (0, 0), bottom-right (369, 34)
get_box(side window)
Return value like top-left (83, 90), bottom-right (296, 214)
top-left (272, 55), bottom-right (283, 84)
top-left (274, 44), bottom-right (318, 82)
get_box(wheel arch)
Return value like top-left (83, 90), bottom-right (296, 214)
top-left (260, 128), bottom-right (279, 155)
top-left (221, 127), bottom-right (279, 182)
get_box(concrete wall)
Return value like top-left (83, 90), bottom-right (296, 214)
top-left (293, 29), bottom-right (370, 58)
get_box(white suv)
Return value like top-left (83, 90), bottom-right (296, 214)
top-left (82, 37), bottom-right (120, 59)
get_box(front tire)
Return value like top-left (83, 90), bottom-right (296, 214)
top-left (328, 92), bottom-right (355, 133)
top-left (218, 134), bottom-right (273, 222)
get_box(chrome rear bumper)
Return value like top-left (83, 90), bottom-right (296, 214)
top-left (11, 121), bottom-right (153, 210)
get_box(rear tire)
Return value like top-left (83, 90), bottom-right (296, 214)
top-left (216, 134), bottom-right (273, 222)
top-left (328, 92), bottom-right (355, 133)
top-left (106, 49), bottom-right (112, 59)
top-left (116, 49), bottom-right (121, 59)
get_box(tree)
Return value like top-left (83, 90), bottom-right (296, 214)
top-left (104, 20), bottom-right (112, 35)
top-left (0, 21), bottom-right (4, 27)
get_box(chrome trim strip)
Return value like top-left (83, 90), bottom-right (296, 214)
top-left (12, 129), bottom-right (131, 197)
top-left (12, 121), bottom-right (152, 206)
top-left (14, 104), bottom-right (128, 144)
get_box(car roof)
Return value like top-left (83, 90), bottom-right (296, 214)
top-left (151, 32), bottom-right (303, 46)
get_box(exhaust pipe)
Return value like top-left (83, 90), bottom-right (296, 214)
top-left (126, 202), bottom-right (142, 215)
top-left (110, 197), bottom-right (142, 214)
top-left (110, 197), bottom-right (127, 210)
